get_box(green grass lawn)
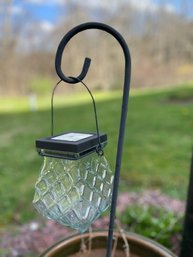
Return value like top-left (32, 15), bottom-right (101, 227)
top-left (0, 83), bottom-right (193, 227)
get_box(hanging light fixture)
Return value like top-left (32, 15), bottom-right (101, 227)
top-left (33, 131), bottom-right (113, 232)
top-left (33, 59), bottom-right (114, 233)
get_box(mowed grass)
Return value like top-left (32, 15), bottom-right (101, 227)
top-left (0, 83), bottom-right (193, 226)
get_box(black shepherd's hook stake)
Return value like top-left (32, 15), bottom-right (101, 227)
top-left (55, 22), bottom-right (131, 257)
top-left (180, 150), bottom-right (193, 257)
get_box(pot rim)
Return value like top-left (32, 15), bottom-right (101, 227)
top-left (40, 230), bottom-right (177, 257)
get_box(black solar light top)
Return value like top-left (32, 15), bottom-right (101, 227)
top-left (36, 132), bottom-right (107, 160)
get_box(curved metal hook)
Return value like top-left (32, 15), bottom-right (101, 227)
top-left (55, 22), bottom-right (131, 257)
top-left (55, 22), bottom-right (131, 84)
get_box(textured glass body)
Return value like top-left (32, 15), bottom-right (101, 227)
top-left (33, 153), bottom-right (113, 232)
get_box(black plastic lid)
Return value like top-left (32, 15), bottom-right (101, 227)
top-left (36, 131), bottom-right (107, 159)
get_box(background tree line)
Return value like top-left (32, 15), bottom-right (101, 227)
top-left (0, 0), bottom-right (193, 95)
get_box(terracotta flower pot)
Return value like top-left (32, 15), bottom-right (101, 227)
top-left (40, 231), bottom-right (177, 257)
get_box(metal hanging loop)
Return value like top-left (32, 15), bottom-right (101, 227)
top-left (50, 77), bottom-right (103, 156)
top-left (55, 22), bottom-right (131, 257)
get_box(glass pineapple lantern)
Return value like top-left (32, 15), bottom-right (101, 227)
top-left (33, 131), bottom-right (114, 233)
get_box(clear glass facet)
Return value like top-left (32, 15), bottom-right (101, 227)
top-left (33, 153), bottom-right (113, 232)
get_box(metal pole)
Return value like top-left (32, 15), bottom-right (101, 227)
top-left (180, 150), bottom-right (193, 257)
top-left (55, 22), bottom-right (131, 257)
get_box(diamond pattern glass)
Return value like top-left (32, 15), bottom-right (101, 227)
top-left (33, 153), bottom-right (113, 233)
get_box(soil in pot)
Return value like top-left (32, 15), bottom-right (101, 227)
top-left (69, 248), bottom-right (139, 257)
